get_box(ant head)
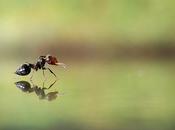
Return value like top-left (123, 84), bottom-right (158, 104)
top-left (45, 54), bottom-right (66, 68)
top-left (15, 63), bottom-right (31, 76)
top-left (45, 54), bottom-right (59, 65)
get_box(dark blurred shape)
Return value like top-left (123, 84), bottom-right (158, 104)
top-left (14, 80), bottom-right (59, 101)
top-left (15, 81), bottom-right (33, 92)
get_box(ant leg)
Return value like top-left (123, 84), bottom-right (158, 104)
top-left (43, 67), bottom-right (57, 78)
top-left (42, 69), bottom-right (47, 81)
top-left (42, 80), bottom-right (48, 90)
top-left (48, 80), bottom-right (57, 89)
top-left (43, 69), bottom-right (45, 77)
top-left (42, 79), bottom-right (57, 90)
top-left (42, 79), bottom-right (45, 88)
top-left (30, 70), bottom-right (34, 81)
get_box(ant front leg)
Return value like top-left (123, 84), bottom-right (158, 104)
top-left (43, 67), bottom-right (57, 78)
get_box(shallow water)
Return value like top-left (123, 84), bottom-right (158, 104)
top-left (0, 61), bottom-right (175, 130)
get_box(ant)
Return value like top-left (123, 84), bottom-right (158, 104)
top-left (15, 54), bottom-right (66, 79)
top-left (15, 80), bottom-right (61, 101)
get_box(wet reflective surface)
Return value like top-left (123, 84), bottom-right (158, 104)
top-left (1, 61), bottom-right (175, 130)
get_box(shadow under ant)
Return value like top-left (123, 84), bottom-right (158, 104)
top-left (14, 79), bottom-right (61, 101)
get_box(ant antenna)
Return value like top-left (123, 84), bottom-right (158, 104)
top-left (56, 62), bottom-right (67, 69)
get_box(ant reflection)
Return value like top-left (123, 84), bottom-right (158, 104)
top-left (15, 80), bottom-right (60, 101)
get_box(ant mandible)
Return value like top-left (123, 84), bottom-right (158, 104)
top-left (15, 54), bottom-right (66, 79)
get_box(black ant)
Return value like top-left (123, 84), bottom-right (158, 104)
top-left (15, 80), bottom-right (61, 101)
top-left (15, 54), bottom-right (66, 79)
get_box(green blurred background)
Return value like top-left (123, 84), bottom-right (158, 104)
top-left (1, 0), bottom-right (175, 130)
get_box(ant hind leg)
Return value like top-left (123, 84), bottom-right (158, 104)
top-left (43, 67), bottom-right (57, 78)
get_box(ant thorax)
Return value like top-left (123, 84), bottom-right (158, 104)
top-left (35, 56), bottom-right (46, 70)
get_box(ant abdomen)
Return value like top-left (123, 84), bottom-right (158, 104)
top-left (15, 63), bottom-right (31, 76)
